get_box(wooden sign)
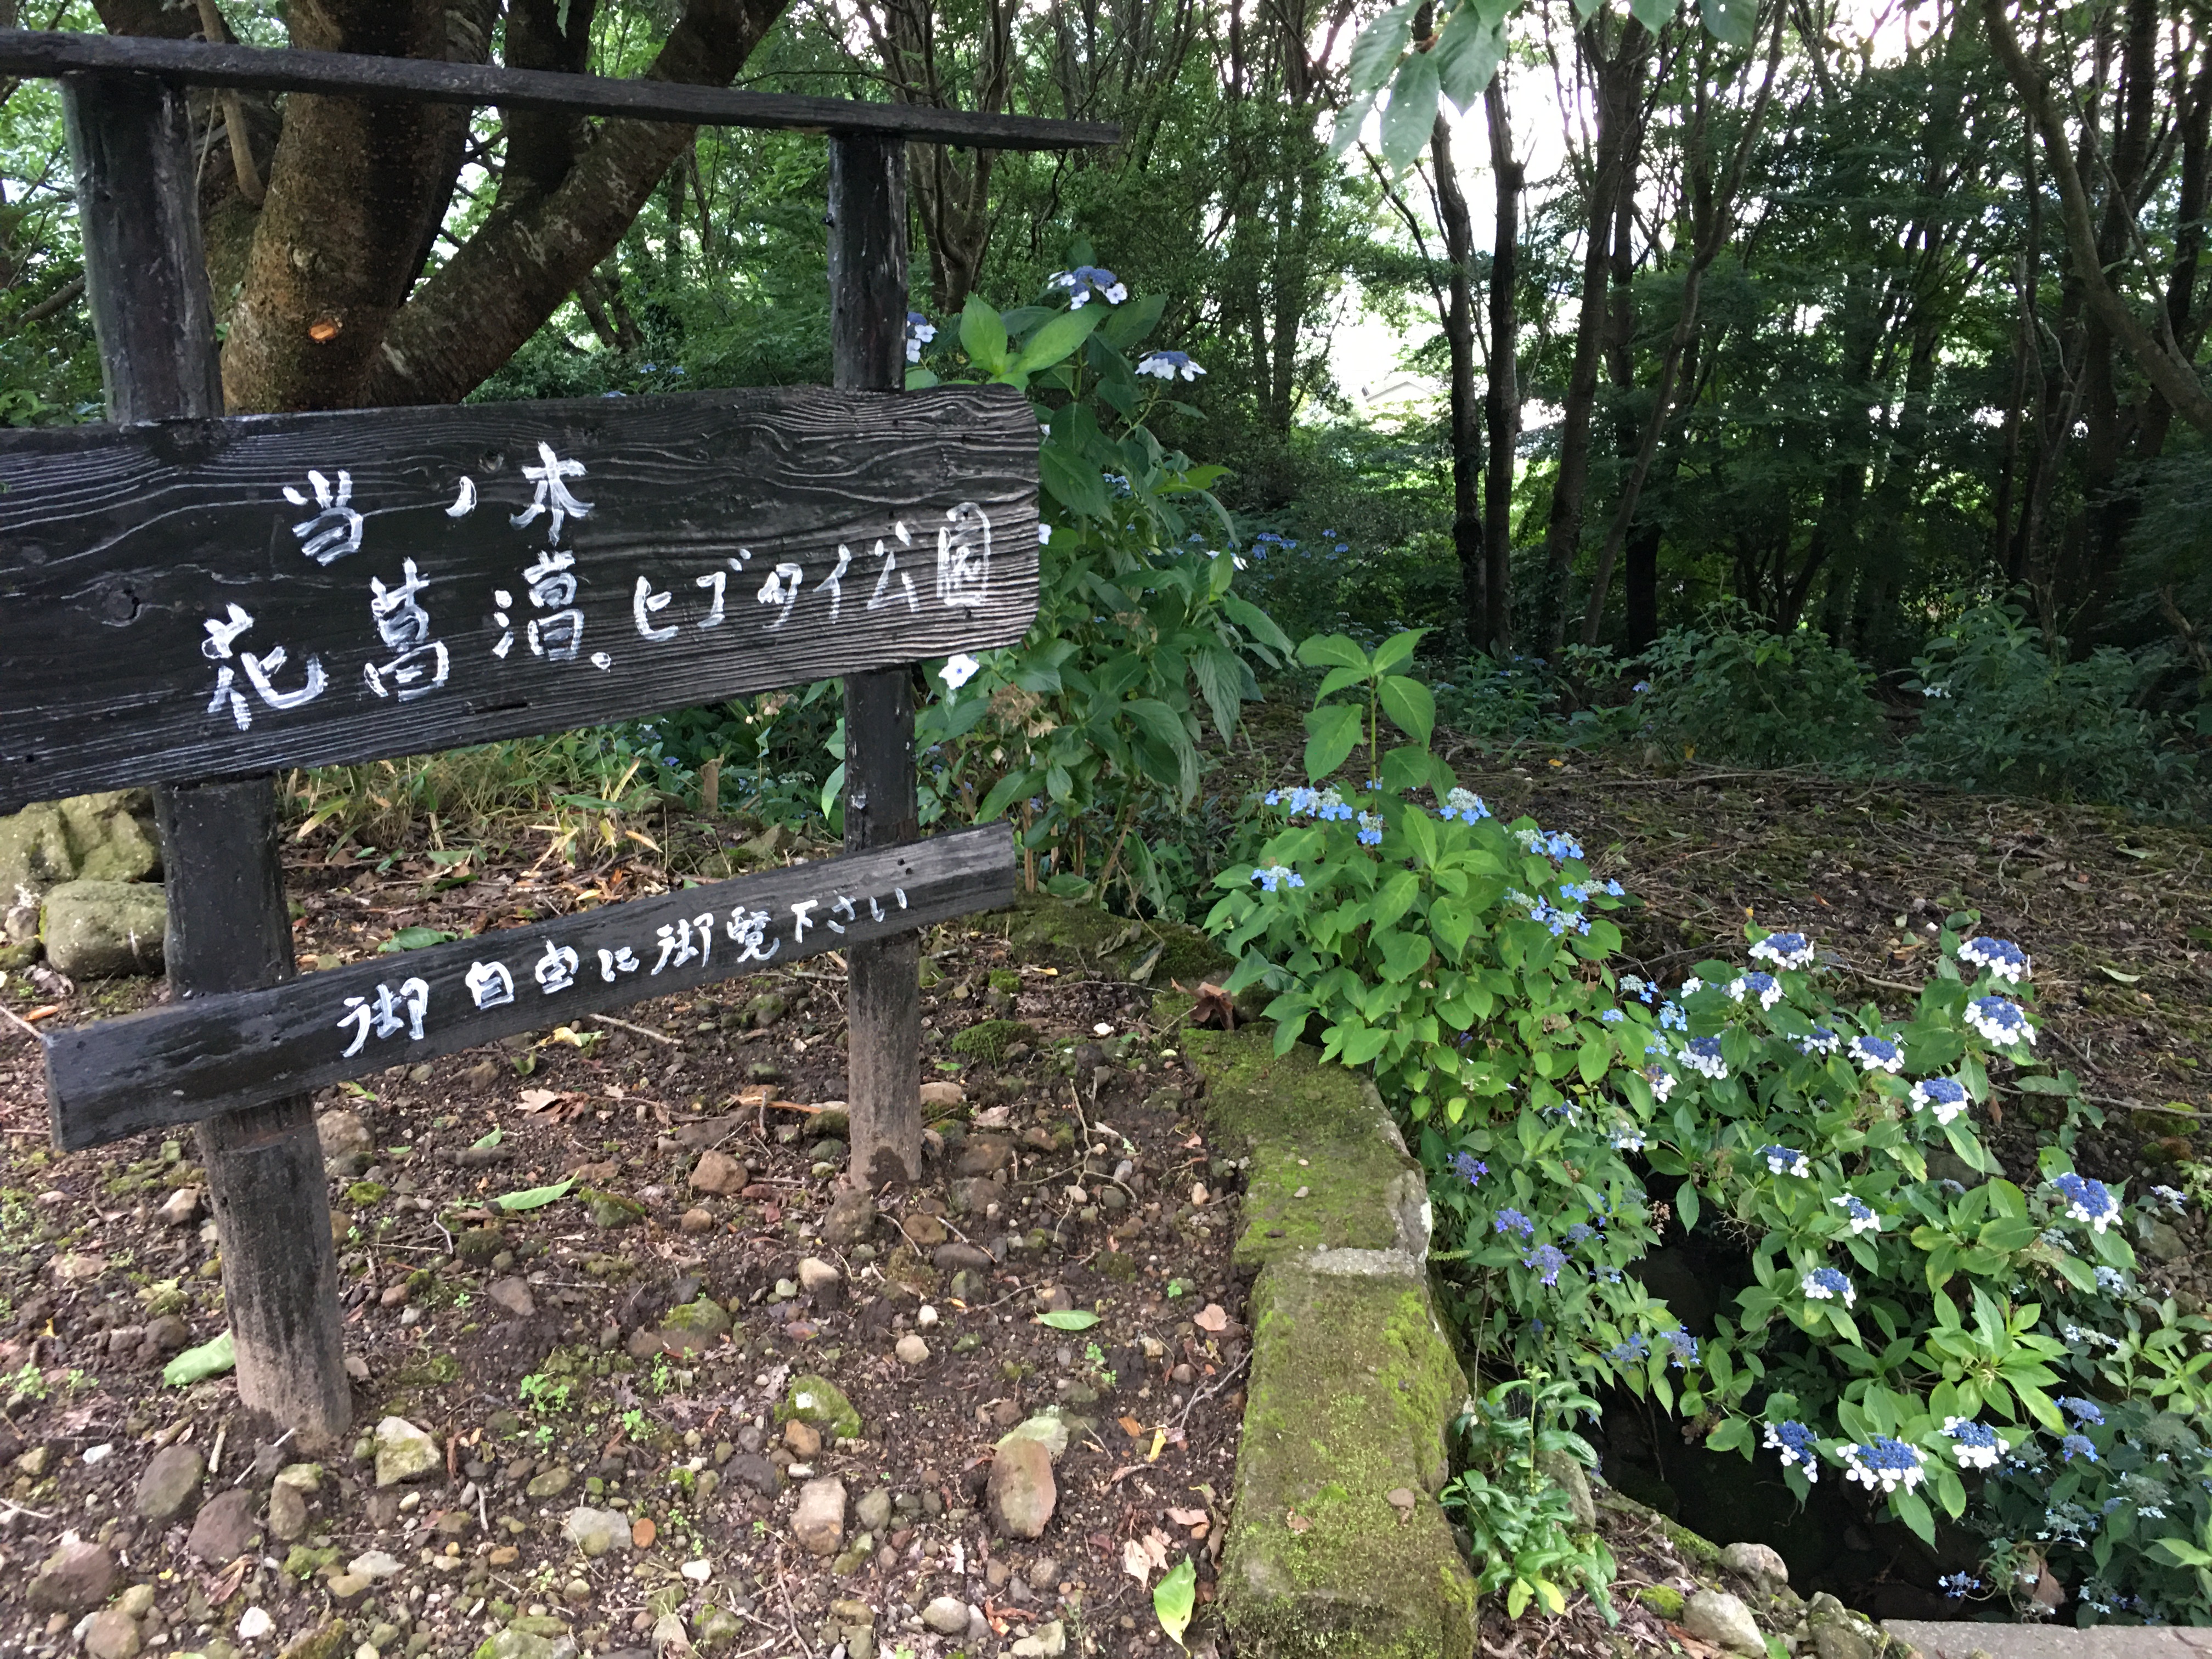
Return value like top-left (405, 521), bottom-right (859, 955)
top-left (0, 384), bottom-right (1039, 810)
top-left (43, 820), bottom-right (1014, 1150)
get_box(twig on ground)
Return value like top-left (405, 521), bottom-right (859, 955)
top-left (589, 1011), bottom-right (681, 1045)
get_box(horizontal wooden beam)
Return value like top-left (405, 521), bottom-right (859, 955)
top-left (0, 30), bottom-right (1119, 149)
top-left (0, 384), bottom-right (1038, 809)
top-left (43, 821), bottom-right (1015, 1149)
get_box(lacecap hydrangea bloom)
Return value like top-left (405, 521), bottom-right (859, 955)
top-left (1047, 264), bottom-right (1126, 307)
top-left (1799, 1027), bottom-right (1842, 1056)
top-left (1763, 1144), bottom-right (1812, 1178)
top-left (1522, 1244), bottom-right (1569, 1286)
top-left (1966, 996), bottom-right (2036, 1046)
top-left (1959, 936), bottom-right (2031, 984)
top-left (1681, 1037), bottom-right (1728, 1080)
top-left (1910, 1076), bottom-right (1970, 1125)
top-left (1847, 1034), bottom-right (1904, 1073)
top-left (1841, 1436), bottom-right (1925, 1494)
top-left (1831, 1194), bottom-right (1882, 1235)
top-left (1440, 786), bottom-right (1491, 823)
top-left (1640, 1066), bottom-right (1675, 1104)
top-left (2058, 1395), bottom-right (2106, 1426)
top-left (1750, 931), bottom-right (1816, 970)
top-left (1449, 1152), bottom-right (1487, 1186)
top-left (904, 311), bottom-right (936, 363)
top-left (1803, 1266), bottom-right (1856, 1307)
top-left (1494, 1208), bottom-right (1534, 1238)
top-left (2052, 1173), bottom-right (2121, 1233)
top-left (1250, 865), bottom-right (1305, 892)
top-left (1135, 350), bottom-right (1205, 381)
top-left (1764, 1419), bottom-right (1820, 1482)
top-left (1729, 972), bottom-right (1785, 1011)
top-left (1943, 1418), bottom-right (2002, 1470)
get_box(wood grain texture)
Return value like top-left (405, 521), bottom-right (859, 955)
top-left (44, 822), bottom-right (1015, 1149)
top-left (0, 31), bottom-right (1120, 149)
top-left (0, 384), bottom-right (1039, 810)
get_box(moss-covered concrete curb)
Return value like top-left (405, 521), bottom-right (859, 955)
top-left (1177, 1022), bottom-right (1479, 1658)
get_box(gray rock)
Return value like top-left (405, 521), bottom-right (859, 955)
top-left (266, 1477), bottom-right (308, 1542)
top-left (1683, 1588), bottom-right (1765, 1657)
top-left (797, 1257), bottom-right (842, 1302)
top-left (373, 1415), bottom-right (442, 1486)
top-left (988, 1436), bottom-right (1056, 1539)
top-left (1720, 1540), bottom-right (1789, 1592)
top-left (934, 1242), bottom-right (993, 1274)
top-left (726, 1454), bottom-right (778, 1497)
top-left (821, 1188), bottom-right (876, 1248)
top-left (689, 1150), bottom-right (748, 1195)
top-left (1536, 1448), bottom-right (1596, 1531)
top-left (317, 1110), bottom-right (374, 1160)
top-left (792, 1477), bottom-right (847, 1556)
top-left (26, 1540), bottom-right (115, 1613)
top-left (133, 1442), bottom-right (206, 1521)
top-left (2143, 1219), bottom-right (2187, 1265)
top-left (144, 1313), bottom-right (191, 1353)
top-left (42, 878), bottom-right (165, 977)
top-left (894, 1334), bottom-right (930, 1366)
top-left (1010, 1622), bottom-right (1066, 1659)
top-left (527, 1466), bottom-right (573, 1499)
top-left (921, 1596), bottom-right (970, 1637)
top-left (348, 1549), bottom-right (404, 1581)
top-left (82, 1607), bottom-right (142, 1659)
top-left (157, 1186), bottom-right (202, 1227)
top-left (562, 1506), bottom-right (633, 1558)
top-left (950, 1177), bottom-right (1008, 1216)
top-left (487, 1278), bottom-right (536, 1318)
top-left (1807, 1592), bottom-right (1876, 1659)
top-left (854, 1487), bottom-right (894, 1533)
top-left (185, 1486), bottom-right (261, 1562)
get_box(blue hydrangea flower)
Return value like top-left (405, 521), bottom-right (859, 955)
top-left (1250, 864), bottom-right (1305, 893)
top-left (1938, 1572), bottom-right (1982, 1598)
top-left (2152, 1184), bottom-right (2188, 1214)
top-left (1522, 1244), bottom-right (1569, 1286)
top-left (1607, 1334), bottom-right (1651, 1365)
top-left (1442, 787), bottom-right (1490, 821)
top-left (1910, 1076), bottom-right (1970, 1126)
top-left (1763, 1144), bottom-right (1812, 1178)
top-left (1561, 881), bottom-right (1592, 904)
top-left (1603, 879), bottom-right (1626, 897)
top-left (1729, 972), bottom-right (1784, 1011)
top-left (1966, 995), bottom-right (2036, 1047)
top-left (1841, 1436), bottom-right (1925, 1494)
top-left (2062, 1434), bottom-right (2100, 1464)
top-left (1613, 1116), bottom-right (1652, 1148)
top-left (1959, 936), bottom-right (2032, 984)
top-left (1803, 1266), bottom-right (1856, 1307)
top-left (1449, 1152), bottom-right (1487, 1187)
top-left (1314, 789), bottom-right (1355, 823)
top-left (1493, 1208), bottom-right (1535, 1238)
top-left (1763, 1419), bottom-right (1820, 1481)
top-left (1632, 680), bottom-right (1652, 694)
top-left (1678, 977), bottom-right (1705, 996)
top-left (1665, 1328), bottom-right (1699, 1368)
top-left (1831, 1194), bottom-right (1882, 1235)
top-left (1750, 931), bottom-right (1815, 970)
top-left (1658, 1000), bottom-right (1688, 1032)
top-left (1681, 1037), bottom-right (1728, 1080)
top-left (904, 311), bottom-right (937, 363)
top-left (1600, 1008), bottom-right (1625, 1024)
top-left (1942, 1418), bottom-right (2001, 1470)
top-left (2095, 1266), bottom-right (2128, 1294)
top-left (1847, 1034), bottom-right (1904, 1073)
top-left (2058, 1396), bottom-right (2106, 1426)
top-left (1799, 1028), bottom-right (1842, 1056)
top-left (1047, 265), bottom-right (1126, 307)
top-left (1356, 810), bottom-right (1385, 848)
top-left (1135, 349), bottom-right (1205, 381)
top-left (2052, 1173), bottom-right (2121, 1234)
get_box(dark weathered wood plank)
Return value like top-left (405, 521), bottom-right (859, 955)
top-left (0, 31), bottom-right (1119, 150)
top-left (831, 131), bottom-right (926, 1189)
top-left (0, 385), bottom-right (1039, 810)
top-left (67, 71), bottom-right (349, 1439)
top-left (44, 822), bottom-right (1014, 1150)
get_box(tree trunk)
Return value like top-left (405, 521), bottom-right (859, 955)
top-left (1483, 74), bottom-right (1522, 656)
top-left (1430, 112), bottom-right (1486, 655)
top-left (1538, 12), bottom-right (1647, 654)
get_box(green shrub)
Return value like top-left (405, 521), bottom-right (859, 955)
top-left (1637, 601), bottom-right (1888, 768)
top-left (1902, 602), bottom-right (2202, 814)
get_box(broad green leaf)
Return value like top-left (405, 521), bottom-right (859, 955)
top-left (1304, 702), bottom-right (1365, 782)
top-left (960, 294), bottom-right (1009, 374)
top-left (1013, 304), bottom-right (1105, 379)
top-left (1369, 629), bottom-right (1425, 674)
top-left (1378, 674), bottom-right (1436, 748)
top-left (381, 926), bottom-right (456, 952)
top-left (495, 1176), bottom-right (578, 1212)
top-left (1100, 291), bottom-right (1166, 351)
top-left (1346, 0), bottom-right (1421, 94)
top-left (470, 1127), bottom-right (504, 1150)
top-left (1330, 88), bottom-right (1380, 159)
top-left (1039, 439), bottom-right (1111, 520)
top-left (1037, 1308), bottom-right (1101, 1331)
top-left (1701, 0), bottom-right (1755, 45)
top-left (1296, 633), bottom-right (1368, 672)
top-left (1154, 1558), bottom-right (1197, 1649)
top-left (1378, 51), bottom-right (1441, 173)
top-left (1677, 1181), bottom-right (1701, 1233)
top-left (1223, 595), bottom-right (1293, 656)
top-left (163, 1328), bottom-right (235, 1386)
top-left (1630, 0), bottom-right (1675, 31)
top-left (1435, 6), bottom-right (1508, 111)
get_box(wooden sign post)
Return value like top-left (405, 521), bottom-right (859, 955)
top-left (6, 28), bottom-right (1115, 1440)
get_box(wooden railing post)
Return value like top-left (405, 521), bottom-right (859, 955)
top-left (63, 71), bottom-right (351, 1442)
top-left (829, 131), bottom-right (923, 1188)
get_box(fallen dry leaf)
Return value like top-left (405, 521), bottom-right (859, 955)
top-left (1187, 981), bottom-right (1237, 1030)
top-left (517, 1088), bottom-right (561, 1113)
top-left (1121, 1538), bottom-right (1154, 1584)
top-left (1167, 1506), bottom-right (1207, 1527)
top-left (1192, 1303), bottom-right (1229, 1334)
top-left (631, 1516), bottom-right (657, 1549)
top-left (1118, 1415), bottom-right (1145, 1440)
top-left (1285, 1510), bottom-right (1311, 1534)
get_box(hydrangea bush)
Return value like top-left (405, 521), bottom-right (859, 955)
top-left (1207, 628), bottom-right (2212, 1623)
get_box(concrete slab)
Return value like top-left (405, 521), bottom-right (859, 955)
top-left (1887, 1620), bottom-right (2212, 1659)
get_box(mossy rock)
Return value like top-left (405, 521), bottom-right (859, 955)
top-left (949, 1019), bottom-right (1035, 1063)
top-left (1637, 1585), bottom-right (1685, 1620)
top-left (277, 1619), bottom-right (352, 1659)
top-left (581, 1189), bottom-right (645, 1228)
top-left (778, 1374), bottom-right (862, 1440)
top-left (345, 1182), bottom-right (388, 1207)
top-left (1217, 1263), bottom-right (1476, 1657)
top-left (990, 891), bottom-right (1231, 984)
